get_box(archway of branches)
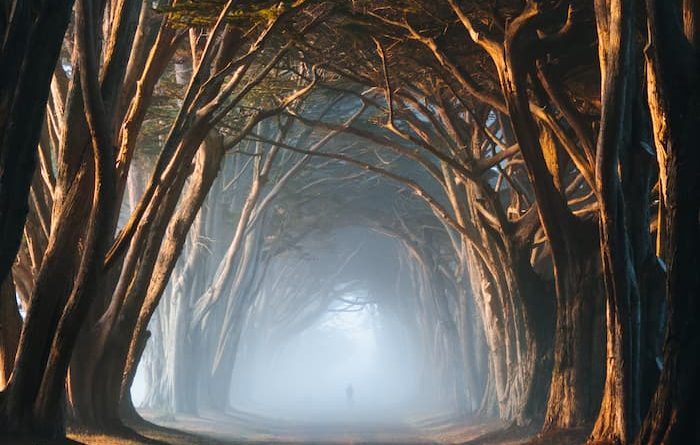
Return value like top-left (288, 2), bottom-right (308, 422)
top-left (1, 1), bottom-right (699, 445)
top-left (129, 141), bottom-right (482, 432)
top-left (228, 227), bottom-right (436, 423)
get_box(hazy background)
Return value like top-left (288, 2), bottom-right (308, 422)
top-left (132, 227), bottom-right (453, 424)
top-left (229, 296), bottom-right (428, 422)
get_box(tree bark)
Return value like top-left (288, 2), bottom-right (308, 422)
top-left (636, 1), bottom-right (700, 443)
top-left (497, 7), bottom-right (605, 429)
top-left (0, 0), bottom-right (74, 287)
top-left (590, 0), bottom-right (646, 441)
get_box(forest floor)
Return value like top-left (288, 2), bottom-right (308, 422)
top-left (62, 409), bottom-right (592, 445)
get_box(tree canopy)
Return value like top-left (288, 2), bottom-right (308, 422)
top-left (0, 1), bottom-right (698, 444)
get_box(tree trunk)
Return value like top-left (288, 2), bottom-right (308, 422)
top-left (0, 162), bottom-right (92, 435)
top-left (0, 277), bottom-right (21, 390)
top-left (77, 135), bottom-right (220, 430)
top-left (543, 229), bottom-right (604, 429)
top-left (636, 0), bottom-right (700, 442)
top-left (590, 0), bottom-right (645, 441)
top-left (0, 0), bottom-right (74, 285)
top-left (493, 8), bottom-right (606, 428)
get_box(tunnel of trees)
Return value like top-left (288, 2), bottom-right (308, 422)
top-left (0, 0), bottom-right (698, 444)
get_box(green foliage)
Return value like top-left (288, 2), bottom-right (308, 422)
top-left (157, 0), bottom-right (306, 29)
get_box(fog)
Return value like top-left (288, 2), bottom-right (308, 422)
top-left (122, 86), bottom-right (472, 432)
top-left (132, 226), bottom-right (457, 426)
top-left (227, 228), bottom-right (452, 424)
top-left (230, 297), bottom-right (431, 422)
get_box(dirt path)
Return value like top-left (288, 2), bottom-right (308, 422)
top-left (135, 410), bottom-right (516, 444)
top-left (66, 410), bottom-right (589, 445)
top-left (140, 410), bottom-right (462, 443)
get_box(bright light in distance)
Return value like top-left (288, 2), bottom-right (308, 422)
top-left (230, 293), bottom-right (423, 423)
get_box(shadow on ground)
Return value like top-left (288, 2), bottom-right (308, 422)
top-left (0, 410), bottom-right (591, 445)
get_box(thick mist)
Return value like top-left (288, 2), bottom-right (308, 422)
top-left (230, 227), bottom-right (452, 423)
top-left (132, 227), bottom-right (456, 426)
top-left (231, 298), bottom-right (425, 422)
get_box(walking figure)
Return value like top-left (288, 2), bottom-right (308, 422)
top-left (345, 383), bottom-right (354, 407)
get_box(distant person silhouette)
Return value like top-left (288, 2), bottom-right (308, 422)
top-left (345, 384), bottom-right (354, 407)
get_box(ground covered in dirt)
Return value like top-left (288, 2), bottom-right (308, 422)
top-left (60, 410), bottom-right (592, 445)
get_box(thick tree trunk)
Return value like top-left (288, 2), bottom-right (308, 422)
top-left (0, 163), bottom-right (92, 435)
top-left (488, 8), bottom-right (606, 428)
top-left (590, 1), bottom-right (645, 442)
top-left (118, 329), bottom-right (149, 423)
top-left (0, 0), bottom-right (74, 285)
top-left (77, 135), bottom-right (220, 430)
top-left (636, 1), bottom-right (700, 443)
top-left (510, 242), bottom-right (555, 425)
top-left (636, 107), bottom-right (700, 443)
top-left (543, 230), bottom-right (604, 429)
top-left (451, 167), bottom-right (553, 425)
top-left (0, 1), bottom-right (117, 435)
